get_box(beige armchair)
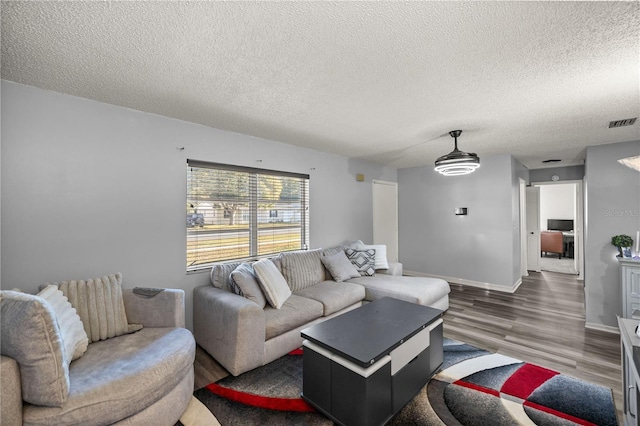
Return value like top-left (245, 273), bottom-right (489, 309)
top-left (1, 288), bottom-right (195, 426)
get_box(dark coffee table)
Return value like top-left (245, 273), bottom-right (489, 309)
top-left (300, 297), bottom-right (443, 426)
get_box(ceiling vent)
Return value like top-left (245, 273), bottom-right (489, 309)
top-left (609, 117), bottom-right (637, 128)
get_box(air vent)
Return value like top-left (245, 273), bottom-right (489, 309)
top-left (609, 117), bottom-right (637, 128)
top-left (542, 159), bottom-right (562, 163)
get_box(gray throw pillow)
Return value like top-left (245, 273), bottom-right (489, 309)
top-left (0, 290), bottom-right (70, 407)
top-left (321, 251), bottom-right (361, 282)
top-left (278, 249), bottom-right (325, 291)
top-left (345, 248), bottom-right (376, 277)
top-left (230, 263), bottom-right (267, 308)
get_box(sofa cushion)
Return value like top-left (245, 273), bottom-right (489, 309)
top-left (278, 249), bottom-right (325, 291)
top-left (48, 273), bottom-right (143, 343)
top-left (345, 248), bottom-right (376, 276)
top-left (37, 285), bottom-right (89, 362)
top-left (294, 281), bottom-right (366, 316)
top-left (264, 295), bottom-right (323, 340)
top-left (0, 291), bottom-right (70, 407)
top-left (22, 327), bottom-right (195, 426)
top-left (210, 262), bottom-right (242, 292)
top-left (230, 263), bottom-right (267, 308)
top-left (253, 258), bottom-right (292, 309)
top-left (348, 275), bottom-right (450, 306)
top-left (321, 251), bottom-right (361, 282)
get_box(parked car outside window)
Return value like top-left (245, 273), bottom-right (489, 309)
top-left (187, 213), bottom-right (205, 227)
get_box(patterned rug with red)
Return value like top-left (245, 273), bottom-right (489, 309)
top-left (191, 340), bottom-right (617, 426)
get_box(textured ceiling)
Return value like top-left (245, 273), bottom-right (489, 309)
top-left (2, 1), bottom-right (639, 169)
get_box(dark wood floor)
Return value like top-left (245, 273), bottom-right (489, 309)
top-left (444, 271), bottom-right (622, 422)
top-left (194, 270), bottom-right (623, 421)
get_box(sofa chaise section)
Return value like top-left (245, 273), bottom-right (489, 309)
top-left (348, 275), bottom-right (449, 311)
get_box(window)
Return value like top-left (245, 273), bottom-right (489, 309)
top-left (186, 160), bottom-right (309, 272)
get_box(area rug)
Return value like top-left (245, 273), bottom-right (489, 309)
top-left (540, 255), bottom-right (578, 275)
top-left (187, 340), bottom-right (617, 426)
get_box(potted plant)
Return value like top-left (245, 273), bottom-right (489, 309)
top-left (612, 234), bottom-right (634, 257)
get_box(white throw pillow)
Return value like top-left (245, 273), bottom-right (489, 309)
top-left (253, 259), bottom-right (292, 309)
top-left (357, 244), bottom-right (389, 270)
top-left (37, 285), bottom-right (89, 361)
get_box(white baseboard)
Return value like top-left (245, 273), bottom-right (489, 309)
top-left (585, 322), bottom-right (620, 334)
top-left (404, 270), bottom-right (522, 294)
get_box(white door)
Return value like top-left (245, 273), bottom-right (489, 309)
top-left (526, 186), bottom-right (541, 272)
top-left (373, 180), bottom-right (398, 262)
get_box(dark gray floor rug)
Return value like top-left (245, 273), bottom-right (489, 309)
top-left (190, 340), bottom-right (617, 425)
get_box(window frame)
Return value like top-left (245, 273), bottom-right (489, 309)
top-left (186, 160), bottom-right (310, 272)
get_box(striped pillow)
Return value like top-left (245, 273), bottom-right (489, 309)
top-left (48, 273), bottom-right (142, 343)
top-left (278, 249), bottom-right (325, 291)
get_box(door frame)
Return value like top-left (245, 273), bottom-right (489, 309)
top-left (519, 178), bottom-right (529, 277)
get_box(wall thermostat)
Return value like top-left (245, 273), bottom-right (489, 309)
top-left (455, 207), bottom-right (468, 215)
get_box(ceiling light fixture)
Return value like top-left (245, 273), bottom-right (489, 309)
top-left (434, 130), bottom-right (480, 176)
top-left (618, 155), bottom-right (640, 172)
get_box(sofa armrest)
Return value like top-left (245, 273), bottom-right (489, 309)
top-left (378, 262), bottom-right (403, 276)
top-left (1, 356), bottom-right (22, 426)
top-left (193, 285), bottom-right (266, 376)
top-left (122, 288), bottom-right (186, 328)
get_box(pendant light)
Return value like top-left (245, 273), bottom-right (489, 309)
top-left (434, 130), bottom-right (480, 176)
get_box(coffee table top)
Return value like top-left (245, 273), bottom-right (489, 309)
top-left (301, 297), bottom-right (443, 367)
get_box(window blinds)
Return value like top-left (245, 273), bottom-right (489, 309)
top-left (186, 160), bottom-right (309, 271)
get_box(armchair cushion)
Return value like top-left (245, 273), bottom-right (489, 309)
top-left (0, 291), bottom-right (69, 407)
top-left (22, 327), bottom-right (195, 426)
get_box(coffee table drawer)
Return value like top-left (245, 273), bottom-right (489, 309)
top-left (391, 346), bottom-right (430, 412)
top-left (390, 318), bottom-right (442, 375)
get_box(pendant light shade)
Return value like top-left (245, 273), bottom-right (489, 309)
top-left (434, 130), bottom-right (480, 176)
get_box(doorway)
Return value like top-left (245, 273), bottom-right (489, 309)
top-left (528, 180), bottom-right (584, 279)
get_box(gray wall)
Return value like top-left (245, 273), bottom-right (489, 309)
top-left (398, 154), bottom-right (526, 288)
top-left (585, 140), bottom-right (640, 328)
top-left (0, 81), bottom-right (397, 329)
top-left (529, 165), bottom-right (585, 183)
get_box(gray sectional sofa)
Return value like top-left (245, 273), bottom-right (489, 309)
top-left (194, 245), bottom-right (450, 377)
